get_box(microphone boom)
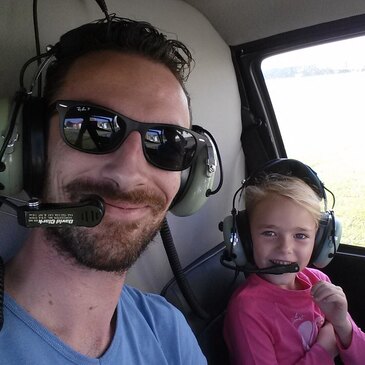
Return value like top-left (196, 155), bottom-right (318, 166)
top-left (17, 199), bottom-right (105, 227)
top-left (244, 262), bottom-right (300, 275)
top-left (0, 196), bottom-right (105, 228)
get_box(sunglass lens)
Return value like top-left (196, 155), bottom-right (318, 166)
top-left (144, 127), bottom-right (197, 170)
top-left (63, 106), bottom-right (125, 152)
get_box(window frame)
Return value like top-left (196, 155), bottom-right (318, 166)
top-left (231, 13), bottom-right (365, 170)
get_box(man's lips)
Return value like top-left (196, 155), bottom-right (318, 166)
top-left (104, 200), bottom-right (149, 210)
top-left (101, 200), bottom-right (153, 222)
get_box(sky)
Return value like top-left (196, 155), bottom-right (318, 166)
top-left (262, 34), bottom-right (365, 70)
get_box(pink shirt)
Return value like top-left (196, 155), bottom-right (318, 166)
top-left (223, 268), bottom-right (365, 365)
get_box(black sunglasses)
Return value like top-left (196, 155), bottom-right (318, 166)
top-left (52, 100), bottom-right (207, 171)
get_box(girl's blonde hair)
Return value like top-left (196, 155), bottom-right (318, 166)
top-left (245, 173), bottom-right (322, 227)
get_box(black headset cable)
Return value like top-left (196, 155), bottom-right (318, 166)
top-left (192, 126), bottom-right (223, 197)
top-left (33, 0), bottom-right (42, 96)
top-left (203, 128), bottom-right (223, 197)
top-left (0, 256), bottom-right (4, 331)
top-left (160, 217), bottom-right (209, 319)
top-left (325, 186), bottom-right (336, 210)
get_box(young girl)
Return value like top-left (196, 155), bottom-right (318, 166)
top-left (223, 173), bottom-right (365, 364)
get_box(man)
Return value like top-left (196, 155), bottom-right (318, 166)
top-left (1, 16), bottom-right (207, 364)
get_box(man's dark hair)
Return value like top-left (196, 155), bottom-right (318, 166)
top-left (44, 16), bottom-right (194, 119)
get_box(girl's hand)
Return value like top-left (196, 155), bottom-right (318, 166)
top-left (311, 281), bottom-right (348, 327)
top-left (316, 321), bottom-right (338, 358)
top-left (311, 281), bottom-right (352, 348)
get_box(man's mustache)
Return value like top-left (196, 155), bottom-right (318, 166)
top-left (65, 179), bottom-right (166, 211)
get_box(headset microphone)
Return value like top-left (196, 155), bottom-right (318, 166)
top-left (0, 196), bottom-right (104, 228)
top-left (219, 249), bottom-right (300, 275)
top-left (243, 262), bottom-right (300, 275)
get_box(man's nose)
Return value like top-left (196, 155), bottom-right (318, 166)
top-left (99, 131), bottom-right (150, 189)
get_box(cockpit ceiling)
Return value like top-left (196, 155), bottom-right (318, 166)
top-left (182, 0), bottom-right (365, 45)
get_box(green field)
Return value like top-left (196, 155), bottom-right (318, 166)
top-left (310, 160), bottom-right (365, 247)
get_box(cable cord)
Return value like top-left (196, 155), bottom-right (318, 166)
top-left (203, 128), bottom-right (223, 196)
top-left (0, 256), bottom-right (4, 331)
top-left (95, 0), bottom-right (110, 20)
top-left (192, 125), bottom-right (224, 197)
top-left (160, 218), bottom-right (209, 319)
top-left (32, 0), bottom-right (42, 96)
top-left (325, 186), bottom-right (336, 209)
top-left (0, 92), bottom-right (25, 166)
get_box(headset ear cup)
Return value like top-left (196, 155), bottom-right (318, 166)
top-left (170, 132), bottom-right (217, 217)
top-left (222, 213), bottom-right (247, 267)
top-left (0, 98), bottom-right (24, 196)
top-left (236, 210), bottom-right (254, 265)
top-left (22, 97), bottom-right (47, 198)
top-left (312, 211), bottom-right (342, 268)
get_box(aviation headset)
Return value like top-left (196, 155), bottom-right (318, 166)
top-left (0, 17), bottom-right (222, 217)
top-left (222, 158), bottom-right (342, 270)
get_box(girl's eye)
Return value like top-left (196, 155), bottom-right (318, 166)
top-left (262, 231), bottom-right (276, 237)
top-left (295, 233), bottom-right (309, 240)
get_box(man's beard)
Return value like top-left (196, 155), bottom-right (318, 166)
top-left (43, 179), bottom-right (167, 273)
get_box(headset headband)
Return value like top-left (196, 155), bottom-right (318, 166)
top-left (244, 158), bottom-right (326, 201)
